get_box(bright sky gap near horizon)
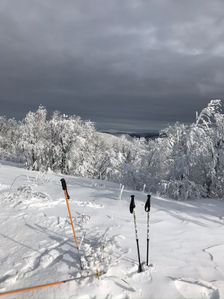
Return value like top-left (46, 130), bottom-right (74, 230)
top-left (0, 0), bottom-right (224, 132)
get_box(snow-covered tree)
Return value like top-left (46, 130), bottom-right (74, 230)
top-left (0, 116), bottom-right (19, 160)
top-left (18, 106), bottom-right (50, 171)
top-left (49, 112), bottom-right (95, 174)
top-left (195, 99), bottom-right (224, 197)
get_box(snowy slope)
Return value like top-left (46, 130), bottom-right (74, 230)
top-left (0, 162), bottom-right (224, 299)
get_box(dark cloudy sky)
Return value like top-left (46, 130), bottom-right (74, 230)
top-left (0, 0), bottom-right (224, 132)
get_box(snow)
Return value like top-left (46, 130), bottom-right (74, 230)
top-left (0, 162), bottom-right (224, 299)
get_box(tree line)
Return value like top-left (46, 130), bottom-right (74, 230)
top-left (0, 99), bottom-right (223, 199)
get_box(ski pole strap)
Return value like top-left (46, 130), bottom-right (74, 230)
top-left (60, 178), bottom-right (70, 199)
top-left (145, 194), bottom-right (151, 212)
top-left (130, 195), bottom-right (135, 214)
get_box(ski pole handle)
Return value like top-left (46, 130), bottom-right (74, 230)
top-left (60, 178), bottom-right (70, 199)
top-left (145, 194), bottom-right (151, 212)
top-left (130, 195), bottom-right (136, 214)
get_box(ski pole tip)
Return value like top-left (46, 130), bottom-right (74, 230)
top-left (138, 264), bottom-right (143, 273)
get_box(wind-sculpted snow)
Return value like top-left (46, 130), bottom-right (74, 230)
top-left (174, 278), bottom-right (219, 299)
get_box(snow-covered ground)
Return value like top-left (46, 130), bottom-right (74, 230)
top-left (0, 162), bottom-right (224, 299)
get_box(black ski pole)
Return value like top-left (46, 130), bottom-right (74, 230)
top-left (145, 194), bottom-right (151, 266)
top-left (130, 195), bottom-right (142, 273)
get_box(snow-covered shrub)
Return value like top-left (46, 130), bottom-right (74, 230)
top-left (212, 176), bottom-right (224, 198)
top-left (110, 136), bottom-right (148, 190)
top-left (158, 179), bottom-right (206, 200)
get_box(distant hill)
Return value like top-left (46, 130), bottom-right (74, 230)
top-left (101, 131), bottom-right (160, 140)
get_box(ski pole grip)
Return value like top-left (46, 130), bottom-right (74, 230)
top-left (145, 194), bottom-right (151, 212)
top-left (61, 178), bottom-right (67, 190)
top-left (130, 195), bottom-right (136, 214)
top-left (60, 178), bottom-right (70, 199)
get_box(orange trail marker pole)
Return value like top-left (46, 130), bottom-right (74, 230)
top-left (60, 178), bottom-right (79, 249)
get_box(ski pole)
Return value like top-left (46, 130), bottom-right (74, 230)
top-left (130, 195), bottom-right (142, 273)
top-left (145, 194), bottom-right (151, 266)
top-left (0, 271), bottom-right (106, 297)
top-left (60, 178), bottom-right (79, 249)
top-left (60, 179), bottom-right (84, 270)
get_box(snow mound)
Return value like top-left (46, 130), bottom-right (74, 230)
top-left (174, 278), bottom-right (219, 299)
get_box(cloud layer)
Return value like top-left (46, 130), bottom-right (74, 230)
top-left (0, 0), bottom-right (224, 131)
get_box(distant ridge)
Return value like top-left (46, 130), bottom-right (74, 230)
top-left (102, 131), bottom-right (160, 140)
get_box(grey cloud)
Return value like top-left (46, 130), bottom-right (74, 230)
top-left (0, 0), bottom-right (224, 131)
